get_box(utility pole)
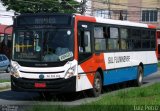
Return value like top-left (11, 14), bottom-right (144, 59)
top-left (81, 0), bottom-right (86, 15)
top-left (119, 10), bottom-right (123, 20)
top-left (108, 0), bottom-right (111, 19)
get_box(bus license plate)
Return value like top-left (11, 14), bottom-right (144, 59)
top-left (34, 83), bottom-right (46, 88)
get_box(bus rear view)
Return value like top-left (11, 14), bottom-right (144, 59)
top-left (11, 14), bottom-right (76, 93)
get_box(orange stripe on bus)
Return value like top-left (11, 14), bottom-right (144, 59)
top-left (80, 53), bottom-right (106, 86)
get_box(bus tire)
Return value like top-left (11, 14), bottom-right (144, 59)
top-left (88, 71), bottom-right (102, 97)
top-left (135, 66), bottom-right (143, 87)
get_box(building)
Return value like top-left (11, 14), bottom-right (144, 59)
top-left (91, 0), bottom-right (160, 27)
top-left (0, 1), bottom-right (14, 25)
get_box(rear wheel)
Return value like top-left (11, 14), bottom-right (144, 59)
top-left (135, 66), bottom-right (143, 87)
top-left (88, 71), bottom-right (102, 97)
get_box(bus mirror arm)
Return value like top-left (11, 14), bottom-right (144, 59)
top-left (3, 25), bottom-right (13, 46)
top-left (4, 25), bottom-right (13, 34)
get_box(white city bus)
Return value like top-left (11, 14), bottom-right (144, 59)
top-left (11, 13), bottom-right (158, 97)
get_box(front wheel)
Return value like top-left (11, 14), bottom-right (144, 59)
top-left (88, 72), bottom-right (102, 97)
top-left (135, 66), bottom-right (143, 87)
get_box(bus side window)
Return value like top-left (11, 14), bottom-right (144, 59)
top-left (132, 29), bottom-right (141, 49)
top-left (78, 30), bottom-right (91, 53)
top-left (150, 30), bottom-right (156, 49)
top-left (120, 28), bottom-right (128, 50)
top-left (108, 27), bottom-right (119, 50)
top-left (142, 30), bottom-right (150, 49)
top-left (94, 27), bottom-right (107, 51)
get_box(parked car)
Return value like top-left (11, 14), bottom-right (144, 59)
top-left (0, 54), bottom-right (10, 73)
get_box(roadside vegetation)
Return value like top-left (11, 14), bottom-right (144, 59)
top-left (158, 62), bottom-right (160, 67)
top-left (30, 83), bottom-right (160, 111)
top-left (0, 79), bottom-right (10, 90)
top-left (0, 79), bottom-right (10, 83)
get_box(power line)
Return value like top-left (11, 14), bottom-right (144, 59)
top-left (88, 7), bottom-right (160, 14)
top-left (94, 0), bottom-right (160, 5)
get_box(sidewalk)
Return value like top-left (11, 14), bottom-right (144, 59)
top-left (0, 82), bottom-right (11, 90)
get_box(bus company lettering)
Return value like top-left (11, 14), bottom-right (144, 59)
top-left (108, 56), bottom-right (130, 64)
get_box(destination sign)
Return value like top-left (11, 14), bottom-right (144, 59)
top-left (16, 15), bottom-right (72, 26)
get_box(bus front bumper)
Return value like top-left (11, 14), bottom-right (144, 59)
top-left (11, 75), bottom-right (76, 93)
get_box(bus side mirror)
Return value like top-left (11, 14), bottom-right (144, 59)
top-left (4, 34), bottom-right (8, 46)
top-left (3, 25), bottom-right (13, 46)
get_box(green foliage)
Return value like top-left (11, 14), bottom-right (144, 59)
top-left (94, 83), bottom-right (160, 105)
top-left (1, 0), bottom-right (80, 13)
top-left (29, 83), bottom-right (160, 111)
top-left (0, 79), bottom-right (10, 83)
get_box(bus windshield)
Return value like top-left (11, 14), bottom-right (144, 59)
top-left (13, 28), bottom-right (74, 62)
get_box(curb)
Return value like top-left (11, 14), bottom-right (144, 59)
top-left (0, 82), bottom-right (11, 89)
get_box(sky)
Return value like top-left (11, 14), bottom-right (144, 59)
top-left (76, 0), bottom-right (82, 2)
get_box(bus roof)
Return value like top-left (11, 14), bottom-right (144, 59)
top-left (75, 14), bottom-right (156, 29)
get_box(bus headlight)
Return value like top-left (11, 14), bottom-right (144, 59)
top-left (11, 68), bottom-right (20, 78)
top-left (11, 61), bottom-right (20, 69)
top-left (65, 65), bottom-right (76, 79)
top-left (11, 61), bottom-right (20, 78)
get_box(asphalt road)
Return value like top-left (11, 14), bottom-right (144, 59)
top-left (0, 69), bottom-right (159, 106)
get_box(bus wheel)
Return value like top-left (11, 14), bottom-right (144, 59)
top-left (88, 72), bottom-right (102, 97)
top-left (135, 66), bottom-right (143, 87)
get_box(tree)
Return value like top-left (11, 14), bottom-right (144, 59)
top-left (1, 0), bottom-right (80, 13)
